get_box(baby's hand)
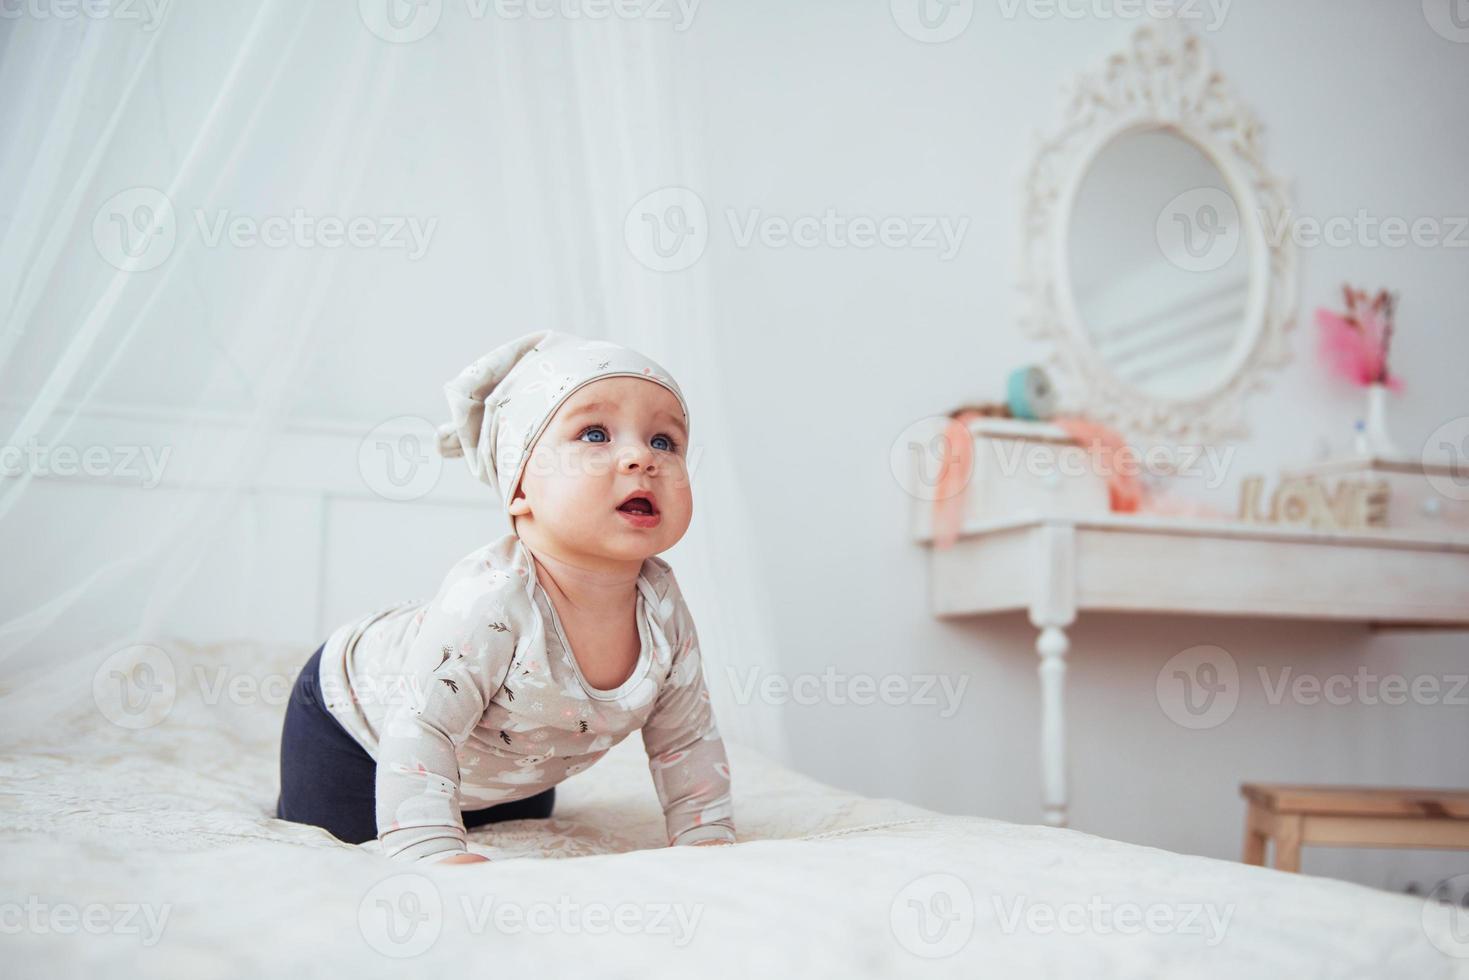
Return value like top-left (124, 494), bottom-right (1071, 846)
top-left (688, 839), bottom-right (733, 847)
top-left (436, 852), bottom-right (492, 865)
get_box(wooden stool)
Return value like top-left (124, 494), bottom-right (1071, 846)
top-left (1241, 783), bottom-right (1469, 872)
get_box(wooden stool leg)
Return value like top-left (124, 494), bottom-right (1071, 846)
top-left (1242, 803), bottom-right (1268, 866)
top-left (1273, 814), bottom-right (1303, 873)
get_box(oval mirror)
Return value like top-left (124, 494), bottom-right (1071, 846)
top-left (1066, 127), bottom-right (1252, 402)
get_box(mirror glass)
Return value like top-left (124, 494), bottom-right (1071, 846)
top-left (1067, 128), bottom-right (1251, 400)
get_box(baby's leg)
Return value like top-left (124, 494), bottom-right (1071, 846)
top-left (275, 644), bottom-right (379, 845)
top-left (462, 786), bottom-right (556, 830)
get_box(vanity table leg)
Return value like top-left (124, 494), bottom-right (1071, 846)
top-left (1036, 625), bottom-right (1070, 828)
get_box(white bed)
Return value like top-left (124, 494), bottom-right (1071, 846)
top-left (1, 641), bottom-right (1462, 978)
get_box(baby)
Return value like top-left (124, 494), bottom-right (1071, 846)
top-left (275, 331), bottom-right (736, 864)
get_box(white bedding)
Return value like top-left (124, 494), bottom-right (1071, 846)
top-left (1, 641), bottom-right (1463, 978)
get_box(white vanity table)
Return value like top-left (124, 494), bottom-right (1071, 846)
top-left (910, 426), bottom-right (1469, 828)
top-left (913, 22), bottom-right (1469, 829)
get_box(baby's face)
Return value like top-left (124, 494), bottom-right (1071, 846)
top-left (509, 376), bottom-right (693, 564)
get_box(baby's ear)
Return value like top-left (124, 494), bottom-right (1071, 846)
top-left (507, 487), bottom-right (531, 517)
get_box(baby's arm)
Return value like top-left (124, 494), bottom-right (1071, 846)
top-left (375, 567), bottom-right (518, 864)
top-left (643, 599), bottom-right (737, 847)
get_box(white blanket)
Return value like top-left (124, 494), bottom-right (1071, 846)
top-left (1, 641), bottom-right (1463, 978)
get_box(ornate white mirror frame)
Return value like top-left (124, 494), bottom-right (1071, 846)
top-left (1017, 20), bottom-right (1298, 443)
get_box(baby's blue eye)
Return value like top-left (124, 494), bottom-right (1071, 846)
top-left (651, 434), bottom-right (674, 452)
top-left (579, 426), bottom-right (609, 444)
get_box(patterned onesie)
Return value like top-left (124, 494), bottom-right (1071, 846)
top-left (315, 532), bottom-right (736, 863)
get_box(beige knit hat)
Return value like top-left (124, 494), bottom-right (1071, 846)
top-left (435, 330), bottom-right (689, 515)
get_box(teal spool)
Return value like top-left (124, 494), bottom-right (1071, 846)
top-left (1006, 365), bottom-right (1057, 421)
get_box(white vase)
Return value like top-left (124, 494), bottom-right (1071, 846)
top-left (1360, 382), bottom-right (1400, 459)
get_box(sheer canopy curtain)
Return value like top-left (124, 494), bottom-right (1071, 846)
top-left (0, 4), bottom-right (790, 763)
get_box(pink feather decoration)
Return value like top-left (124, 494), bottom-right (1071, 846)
top-left (1315, 285), bottom-right (1403, 391)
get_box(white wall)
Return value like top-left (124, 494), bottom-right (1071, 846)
top-left (674, 0), bottom-right (1469, 891)
top-left (12, 0), bottom-right (1467, 893)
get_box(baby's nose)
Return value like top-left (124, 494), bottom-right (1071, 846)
top-left (617, 446), bottom-right (656, 471)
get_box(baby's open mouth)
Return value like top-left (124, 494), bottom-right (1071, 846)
top-left (616, 496), bottom-right (657, 516)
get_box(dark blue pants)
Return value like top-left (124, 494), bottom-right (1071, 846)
top-left (275, 643), bottom-right (555, 845)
